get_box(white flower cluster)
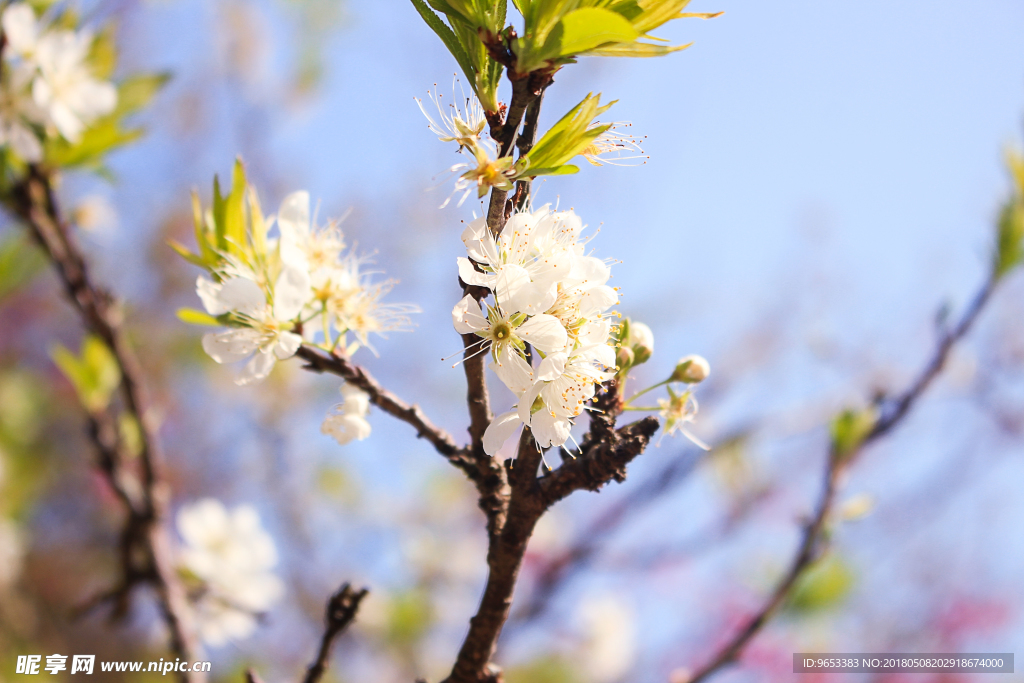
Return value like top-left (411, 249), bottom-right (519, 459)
top-left (453, 205), bottom-right (619, 454)
top-left (175, 499), bottom-right (284, 647)
top-left (196, 190), bottom-right (417, 385)
top-left (321, 383), bottom-right (371, 445)
top-left (0, 3), bottom-right (117, 161)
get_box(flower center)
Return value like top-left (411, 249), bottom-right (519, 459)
top-left (491, 322), bottom-right (512, 340)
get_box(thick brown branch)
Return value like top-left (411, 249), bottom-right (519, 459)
top-left (686, 271), bottom-right (1003, 683)
top-left (302, 583), bottom-right (369, 683)
top-left (444, 417), bottom-right (659, 683)
top-left (5, 166), bottom-right (201, 682)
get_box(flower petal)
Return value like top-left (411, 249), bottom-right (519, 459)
top-left (212, 276), bottom-right (267, 316)
top-left (452, 293), bottom-right (487, 335)
top-left (516, 313), bottom-right (568, 355)
top-left (457, 256), bottom-right (493, 289)
top-left (531, 409), bottom-right (571, 449)
top-left (483, 410), bottom-right (522, 456)
top-left (490, 346), bottom-right (534, 397)
top-left (236, 349), bottom-right (275, 385)
top-left (580, 284), bottom-right (618, 317)
top-left (273, 265), bottom-right (311, 321)
top-left (201, 329), bottom-right (259, 364)
top-left (277, 191), bottom-right (310, 267)
top-left (536, 352), bottom-right (567, 382)
top-left (273, 331), bottom-right (303, 360)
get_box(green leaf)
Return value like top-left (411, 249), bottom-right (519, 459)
top-left (520, 93), bottom-right (613, 176)
top-left (45, 119), bottom-right (143, 169)
top-left (51, 336), bottom-right (121, 414)
top-left (88, 24), bottom-right (118, 80)
top-left (168, 240), bottom-right (206, 268)
top-left (176, 308), bottom-right (220, 327)
top-left (410, 0), bottom-right (477, 87)
top-left (223, 159), bottom-right (247, 253)
top-left (212, 174), bottom-right (227, 251)
top-left (0, 236), bottom-right (45, 301)
top-left (586, 40), bottom-right (691, 57)
top-left (995, 199), bottom-right (1024, 279)
top-left (829, 407), bottom-right (877, 462)
top-left (786, 554), bottom-right (854, 614)
top-left (555, 7), bottom-right (638, 57)
top-left (114, 72), bottom-right (172, 118)
top-left (524, 164), bottom-right (580, 176)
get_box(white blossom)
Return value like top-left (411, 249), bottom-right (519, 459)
top-left (581, 121), bottom-right (647, 167)
top-left (271, 190), bottom-right (417, 354)
top-left (31, 30), bottom-right (117, 143)
top-left (175, 499), bottom-right (284, 647)
top-left (0, 3), bottom-right (117, 150)
top-left (0, 61), bottom-right (45, 161)
top-left (658, 386), bottom-right (708, 450)
top-left (455, 205), bottom-right (620, 455)
top-left (321, 383), bottom-right (372, 445)
top-left (576, 594), bottom-right (638, 683)
top-left (197, 264), bottom-right (309, 385)
top-left (416, 81), bottom-right (488, 151)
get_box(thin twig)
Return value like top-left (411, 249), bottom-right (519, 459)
top-left (302, 583), bottom-right (369, 683)
top-left (4, 166), bottom-right (202, 682)
top-left (295, 346), bottom-right (465, 460)
top-left (685, 271), bottom-right (1002, 683)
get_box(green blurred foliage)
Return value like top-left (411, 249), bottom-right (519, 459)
top-left (50, 335), bottom-right (121, 414)
top-left (785, 554), bottom-right (855, 615)
top-left (505, 655), bottom-right (582, 683)
top-left (384, 589), bottom-right (435, 653)
top-left (0, 237), bottom-right (45, 302)
top-left (829, 406), bottom-right (877, 463)
top-left (0, 370), bottom-right (50, 518)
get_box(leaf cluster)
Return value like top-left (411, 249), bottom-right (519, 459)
top-left (411, 0), bottom-right (719, 110)
top-left (50, 335), bottom-right (121, 414)
top-left (516, 92), bottom-right (612, 177)
top-left (170, 159), bottom-right (268, 275)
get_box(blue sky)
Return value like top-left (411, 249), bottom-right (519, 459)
top-left (63, 0), bottom-right (1024, 678)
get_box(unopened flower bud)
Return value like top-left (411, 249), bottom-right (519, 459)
top-left (627, 321), bottom-right (653, 365)
top-left (617, 345), bottom-right (635, 370)
top-left (671, 355), bottom-right (710, 384)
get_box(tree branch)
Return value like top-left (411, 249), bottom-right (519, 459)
top-left (301, 583), bottom-right (369, 683)
top-left (685, 270), bottom-right (1003, 683)
top-left (5, 166), bottom-right (202, 682)
top-left (295, 346), bottom-right (466, 461)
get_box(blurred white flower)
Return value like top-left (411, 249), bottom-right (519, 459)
top-left (1, 3), bottom-right (117, 146)
top-left (576, 594), bottom-right (637, 683)
top-left (0, 62), bottom-right (45, 161)
top-left (321, 383), bottom-right (372, 445)
top-left (73, 194), bottom-right (118, 233)
top-left (0, 517), bottom-right (25, 588)
top-left (31, 29), bottom-right (117, 143)
top-left (1, 4), bottom-right (40, 59)
top-left (657, 386), bottom-right (708, 450)
top-left (176, 499), bottom-right (284, 647)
